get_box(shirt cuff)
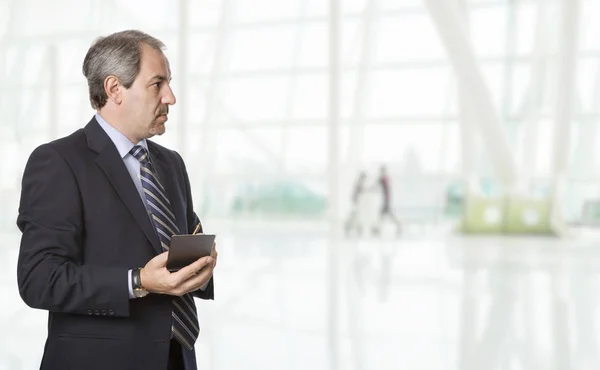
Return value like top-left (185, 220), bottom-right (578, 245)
top-left (199, 277), bottom-right (210, 291)
top-left (128, 269), bottom-right (135, 299)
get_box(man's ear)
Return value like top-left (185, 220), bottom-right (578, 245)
top-left (104, 75), bottom-right (122, 104)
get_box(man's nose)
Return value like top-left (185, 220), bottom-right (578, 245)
top-left (163, 85), bottom-right (176, 105)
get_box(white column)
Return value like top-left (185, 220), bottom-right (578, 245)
top-left (455, 0), bottom-right (477, 189)
top-left (48, 45), bottom-right (58, 140)
top-left (0, 0), bottom-right (19, 143)
top-left (346, 0), bottom-right (377, 178)
top-left (281, 0), bottom-right (310, 172)
top-left (519, 0), bottom-right (547, 182)
top-left (196, 0), bottom-right (232, 217)
top-left (501, 0), bottom-right (517, 118)
top-left (177, 0), bottom-right (189, 157)
top-left (327, 0), bottom-right (342, 369)
top-left (550, 0), bottom-right (580, 235)
top-left (549, 0), bottom-right (581, 350)
top-left (423, 0), bottom-right (518, 188)
top-left (501, 0), bottom-right (518, 160)
top-left (590, 55), bottom-right (600, 177)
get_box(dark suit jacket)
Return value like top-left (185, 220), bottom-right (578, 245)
top-left (16, 117), bottom-right (214, 370)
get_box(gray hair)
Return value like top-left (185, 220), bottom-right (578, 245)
top-left (82, 30), bottom-right (166, 109)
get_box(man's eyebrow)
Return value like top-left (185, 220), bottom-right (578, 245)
top-left (148, 75), bottom-right (172, 82)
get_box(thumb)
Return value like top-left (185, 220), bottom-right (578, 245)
top-left (149, 251), bottom-right (169, 267)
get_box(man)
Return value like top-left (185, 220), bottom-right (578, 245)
top-left (16, 30), bottom-right (216, 370)
top-left (372, 165), bottom-right (401, 236)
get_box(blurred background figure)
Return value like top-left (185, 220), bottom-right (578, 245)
top-left (345, 171), bottom-right (367, 237)
top-left (371, 164), bottom-right (402, 236)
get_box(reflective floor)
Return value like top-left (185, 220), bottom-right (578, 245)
top-left (2, 220), bottom-right (600, 370)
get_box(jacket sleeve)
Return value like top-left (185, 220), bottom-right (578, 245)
top-left (176, 152), bottom-right (214, 301)
top-left (16, 144), bottom-right (130, 317)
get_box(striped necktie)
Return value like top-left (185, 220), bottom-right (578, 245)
top-left (130, 145), bottom-right (200, 350)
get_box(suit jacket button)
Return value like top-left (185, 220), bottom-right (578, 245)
top-left (94, 310), bottom-right (100, 316)
top-left (101, 310), bottom-right (107, 316)
top-left (88, 310), bottom-right (93, 315)
top-left (108, 309), bottom-right (115, 316)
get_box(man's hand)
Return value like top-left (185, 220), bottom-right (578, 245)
top-left (140, 243), bottom-right (218, 296)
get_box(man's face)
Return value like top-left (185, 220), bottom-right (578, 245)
top-left (121, 44), bottom-right (176, 141)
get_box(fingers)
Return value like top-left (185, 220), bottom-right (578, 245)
top-left (170, 255), bottom-right (213, 286)
top-left (174, 266), bottom-right (214, 296)
top-left (166, 254), bottom-right (215, 295)
top-left (211, 243), bottom-right (218, 266)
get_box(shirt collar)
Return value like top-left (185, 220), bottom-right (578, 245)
top-left (95, 113), bottom-right (148, 159)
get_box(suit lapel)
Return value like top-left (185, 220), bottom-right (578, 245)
top-left (84, 118), bottom-right (163, 254)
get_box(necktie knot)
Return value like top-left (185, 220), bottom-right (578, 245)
top-left (130, 145), bottom-right (149, 165)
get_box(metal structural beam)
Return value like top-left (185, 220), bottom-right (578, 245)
top-left (423, 0), bottom-right (519, 188)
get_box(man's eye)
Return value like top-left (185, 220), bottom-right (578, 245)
top-left (153, 82), bottom-right (161, 88)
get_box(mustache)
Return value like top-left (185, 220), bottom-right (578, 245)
top-left (158, 106), bottom-right (169, 115)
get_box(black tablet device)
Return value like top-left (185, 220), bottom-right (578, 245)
top-left (166, 234), bottom-right (216, 272)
